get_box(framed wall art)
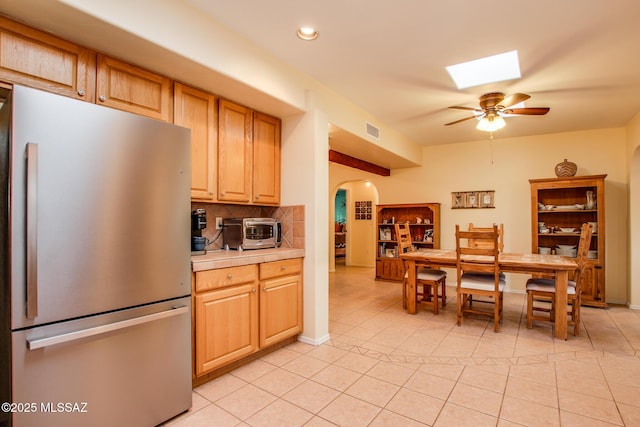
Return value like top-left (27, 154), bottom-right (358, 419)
top-left (479, 191), bottom-right (495, 208)
top-left (355, 200), bottom-right (372, 220)
top-left (452, 192), bottom-right (465, 209)
top-left (451, 190), bottom-right (495, 209)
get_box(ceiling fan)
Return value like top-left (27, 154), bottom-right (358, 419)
top-left (445, 92), bottom-right (550, 132)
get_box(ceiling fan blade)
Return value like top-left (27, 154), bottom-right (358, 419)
top-left (502, 107), bottom-right (550, 115)
top-left (444, 115), bottom-right (479, 126)
top-left (448, 106), bottom-right (482, 112)
top-left (497, 93), bottom-right (530, 109)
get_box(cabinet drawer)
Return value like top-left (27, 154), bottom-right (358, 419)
top-left (195, 265), bottom-right (257, 292)
top-left (260, 258), bottom-right (302, 280)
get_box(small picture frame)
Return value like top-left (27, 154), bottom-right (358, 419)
top-left (385, 248), bottom-right (396, 258)
top-left (479, 191), bottom-right (495, 208)
top-left (379, 228), bottom-right (392, 241)
top-left (452, 192), bottom-right (465, 208)
top-left (466, 192), bottom-right (479, 208)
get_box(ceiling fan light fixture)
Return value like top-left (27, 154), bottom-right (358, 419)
top-left (476, 115), bottom-right (506, 132)
top-left (296, 27), bottom-right (318, 41)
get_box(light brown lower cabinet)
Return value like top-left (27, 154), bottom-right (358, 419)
top-left (194, 282), bottom-right (258, 376)
top-left (259, 258), bottom-right (303, 348)
top-left (194, 258), bottom-right (303, 377)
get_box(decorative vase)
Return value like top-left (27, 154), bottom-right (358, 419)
top-left (555, 159), bottom-right (577, 177)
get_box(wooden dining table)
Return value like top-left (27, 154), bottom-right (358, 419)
top-left (399, 249), bottom-right (578, 340)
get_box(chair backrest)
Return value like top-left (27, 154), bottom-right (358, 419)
top-left (395, 223), bottom-right (413, 254)
top-left (456, 224), bottom-right (501, 285)
top-left (573, 223), bottom-right (594, 287)
top-left (468, 223), bottom-right (504, 252)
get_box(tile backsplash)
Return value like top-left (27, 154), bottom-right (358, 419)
top-left (191, 203), bottom-right (305, 250)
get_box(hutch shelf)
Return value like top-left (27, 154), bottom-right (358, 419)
top-left (529, 175), bottom-right (607, 307)
top-left (375, 203), bottom-right (440, 281)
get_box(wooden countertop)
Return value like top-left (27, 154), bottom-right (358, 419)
top-left (191, 247), bottom-right (305, 272)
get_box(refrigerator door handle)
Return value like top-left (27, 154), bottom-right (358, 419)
top-left (26, 142), bottom-right (38, 319)
top-left (26, 305), bottom-right (189, 350)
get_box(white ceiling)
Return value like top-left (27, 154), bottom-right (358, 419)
top-left (185, 0), bottom-right (640, 151)
top-left (2, 0), bottom-right (640, 170)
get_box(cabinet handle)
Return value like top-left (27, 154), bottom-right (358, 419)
top-left (256, 195), bottom-right (260, 199)
top-left (263, 287), bottom-right (267, 291)
top-left (281, 266), bottom-right (286, 270)
top-left (252, 289), bottom-right (256, 293)
top-left (221, 192), bottom-right (225, 196)
top-left (77, 89), bottom-right (85, 97)
top-left (99, 95), bottom-right (106, 102)
top-left (227, 274), bottom-right (233, 279)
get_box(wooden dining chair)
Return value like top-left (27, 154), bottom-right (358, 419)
top-left (468, 223), bottom-right (504, 252)
top-left (526, 222), bottom-right (593, 336)
top-left (465, 223), bottom-right (505, 306)
top-left (395, 223), bottom-right (446, 314)
top-left (455, 224), bottom-right (505, 332)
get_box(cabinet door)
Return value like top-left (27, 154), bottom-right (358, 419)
top-left (581, 264), bottom-right (605, 306)
top-left (218, 99), bottom-right (252, 202)
top-left (174, 83), bottom-right (217, 201)
top-left (194, 284), bottom-right (258, 375)
top-left (260, 274), bottom-right (302, 348)
top-left (0, 17), bottom-right (95, 102)
top-left (379, 258), bottom-right (403, 281)
top-left (96, 55), bottom-right (171, 121)
top-left (253, 112), bottom-right (281, 205)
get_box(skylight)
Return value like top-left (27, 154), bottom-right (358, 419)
top-left (446, 50), bottom-right (521, 89)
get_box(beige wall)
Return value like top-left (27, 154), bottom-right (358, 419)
top-left (626, 113), bottom-right (640, 308)
top-left (331, 127), bottom-right (628, 303)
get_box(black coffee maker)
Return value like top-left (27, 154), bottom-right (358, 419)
top-left (191, 209), bottom-right (207, 252)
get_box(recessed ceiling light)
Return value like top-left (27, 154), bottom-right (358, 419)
top-left (297, 27), bottom-right (318, 41)
top-left (446, 50), bottom-right (521, 89)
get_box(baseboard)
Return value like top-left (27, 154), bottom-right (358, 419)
top-left (298, 333), bottom-right (331, 346)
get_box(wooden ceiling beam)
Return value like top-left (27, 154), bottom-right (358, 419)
top-left (328, 150), bottom-right (390, 176)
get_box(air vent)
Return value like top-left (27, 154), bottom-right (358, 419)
top-left (365, 122), bottom-right (380, 140)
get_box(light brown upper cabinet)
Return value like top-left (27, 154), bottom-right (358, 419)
top-left (253, 112), bottom-right (281, 205)
top-left (0, 16), bottom-right (281, 205)
top-left (0, 16), bottom-right (96, 102)
top-left (218, 99), bottom-right (281, 205)
top-left (96, 55), bottom-right (172, 121)
top-left (218, 99), bottom-right (253, 203)
top-left (174, 83), bottom-right (218, 201)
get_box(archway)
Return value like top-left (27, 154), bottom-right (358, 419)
top-left (329, 180), bottom-right (379, 272)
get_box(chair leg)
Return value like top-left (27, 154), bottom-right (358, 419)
top-left (431, 284), bottom-right (438, 315)
top-left (441, 279), bottom-right (447, 307)
top-left (456, 291), bottom-right (462, 326)
top-left (494, 305), bottom-right (500, 332)
top-left (402, 280), bottom-right (407, 309)
top-left (572, 297), bottom-right (580, 336)
top-left (526, 291), bottom-right (533, 329)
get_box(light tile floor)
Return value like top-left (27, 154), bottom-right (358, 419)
top-left (165, 264), bottom-right (640, 426)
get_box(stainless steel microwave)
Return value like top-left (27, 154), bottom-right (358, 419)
top-left (222, 218), bottom-right (281, 250)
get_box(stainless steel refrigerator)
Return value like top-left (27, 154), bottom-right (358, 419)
top-left (0, 85), bottom-right (192, 427)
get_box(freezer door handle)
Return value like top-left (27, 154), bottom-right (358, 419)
top-left (26, 142), bottom-right (38, 319)
top-left (27, 305), bottom-right (189, 350)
